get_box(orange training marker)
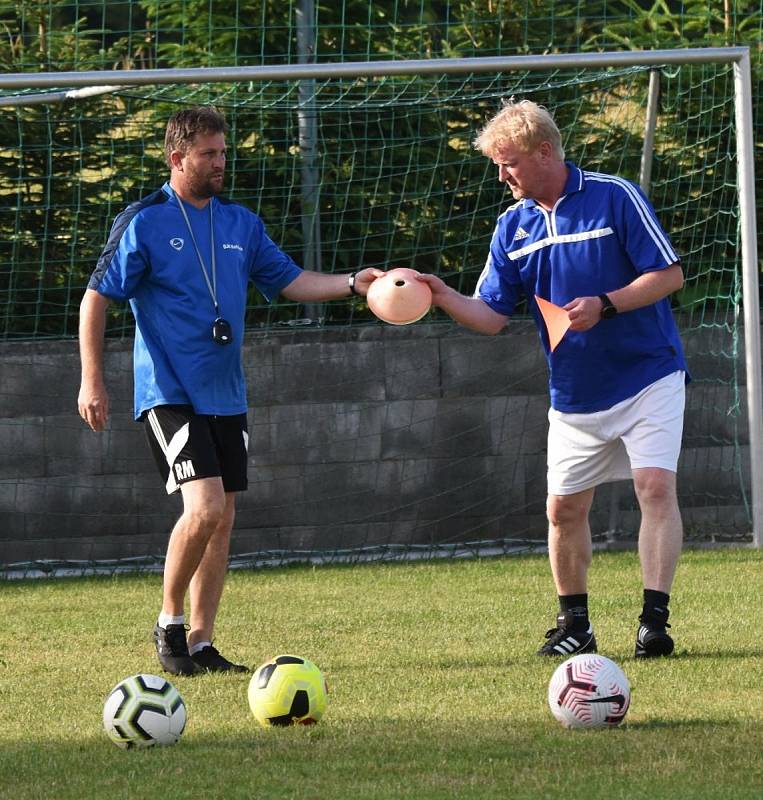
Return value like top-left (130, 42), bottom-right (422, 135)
top-left (534, 295), bottom-right (571, 353)
top-left (367, 268), bottom-right (432, 325)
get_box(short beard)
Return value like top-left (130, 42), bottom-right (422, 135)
top-left (187, 170), bottom-right (224, 199)
top-left (197, 178), bottom-right (223, 198)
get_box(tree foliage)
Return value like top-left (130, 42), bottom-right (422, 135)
top-left (0, 1), bottom-right (760, 337)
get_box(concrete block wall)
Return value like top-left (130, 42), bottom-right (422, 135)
top-left (0, 320), bottom-right (753, 566)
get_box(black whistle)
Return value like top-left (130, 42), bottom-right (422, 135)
top-left (212, 317), bottom-right (233, 345)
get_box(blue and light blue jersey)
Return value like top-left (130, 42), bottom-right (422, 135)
top-left (89, 182), bottom-right (302, 418)
top-left (475, 162), bottom-right (688, 413)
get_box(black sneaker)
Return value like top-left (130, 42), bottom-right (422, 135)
top-left (635, 609), bottom-right (674, 658)
top-left (191, 644), bottom-right (249, 673)
top-left (153, 623), bottom-right (200, 676)
top-left (536, 611), bottom-right (597, 657)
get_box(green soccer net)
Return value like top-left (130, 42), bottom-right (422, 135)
top-left (0, 53), bottom-right (759, 576)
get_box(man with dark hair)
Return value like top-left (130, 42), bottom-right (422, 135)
top-left (163, 106), bottom-right (229, 168)
top-left (78, 106), bottom-right (381, 675)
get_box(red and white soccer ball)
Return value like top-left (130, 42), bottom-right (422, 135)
top-left (548, 654), bottom-right (630, 729)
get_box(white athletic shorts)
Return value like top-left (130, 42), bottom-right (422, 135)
top-left (546, 370), bottom-right (686, 496)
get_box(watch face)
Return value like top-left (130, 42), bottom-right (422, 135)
top-left (599, 294), bottom-right (617, 320)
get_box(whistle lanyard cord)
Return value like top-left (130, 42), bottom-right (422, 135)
top-left (177, 198), bottom-right (219, 315)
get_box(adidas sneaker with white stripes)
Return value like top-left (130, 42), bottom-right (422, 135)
top-left (635, 609), bottom-right (674, 658)
top-left (536, 611), bottom-right (598, 657)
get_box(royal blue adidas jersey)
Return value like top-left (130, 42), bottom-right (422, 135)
top-left (475, 162), bottom-right (688, 412)
top-left (89, 182), bottom-right (302, 418)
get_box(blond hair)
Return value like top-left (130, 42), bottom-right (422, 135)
top-left (473, 99), bottom-right (564, 160)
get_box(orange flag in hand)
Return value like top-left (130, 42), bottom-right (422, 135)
top-left (534, 295), bottom-right (571, 353)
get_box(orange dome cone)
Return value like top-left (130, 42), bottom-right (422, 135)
top-left (367, 268), bottom-right (432, 325)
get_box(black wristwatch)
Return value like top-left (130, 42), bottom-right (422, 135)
top-left (598, 293), bottom-right (617, 320)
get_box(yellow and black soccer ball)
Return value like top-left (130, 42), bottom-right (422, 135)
top-left (248, 654), bottom-right (328, 727)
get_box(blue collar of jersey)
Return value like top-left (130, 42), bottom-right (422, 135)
top-left (162, 181), bottom-right (179, 203)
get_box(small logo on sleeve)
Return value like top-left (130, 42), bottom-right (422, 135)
top-left (514, 227), bottom-right (529, 240)
top-left (170, 237), bottom-right (184, 251)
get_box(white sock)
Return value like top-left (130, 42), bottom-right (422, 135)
top-left (158, 612), bottom-right (184, 629)
top-left (189, 640), bottom-right (212, 656)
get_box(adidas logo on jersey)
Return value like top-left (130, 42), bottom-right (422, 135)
top-left (514, 227), bottom-right (530, 240)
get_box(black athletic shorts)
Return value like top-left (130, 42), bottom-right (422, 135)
top-left (142, 404), bottom-right (249, 494)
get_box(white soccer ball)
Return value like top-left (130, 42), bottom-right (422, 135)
top-left (548, 654), bottom-right (630, 729)
top-left (103, 673), bottom-right (187, 748)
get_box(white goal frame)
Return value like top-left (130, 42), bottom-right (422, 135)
top-left (1, 46), bottom-right (760, 547)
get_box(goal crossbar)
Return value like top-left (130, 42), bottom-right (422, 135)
top-left (0, 47), bottom-right (750, 88)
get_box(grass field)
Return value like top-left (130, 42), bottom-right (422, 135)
top-left (1, 549), bottom-right (761, 800)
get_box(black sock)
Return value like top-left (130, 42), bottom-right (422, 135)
top-left (559, 593), bottom-right (589, 629)
top-left (642, 589), bottom-right (670, 621)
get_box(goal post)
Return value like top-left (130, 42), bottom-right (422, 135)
top-left (0, 47), bottom-right (760, 574)
top-left (732, 48), bottom-right (763, 548)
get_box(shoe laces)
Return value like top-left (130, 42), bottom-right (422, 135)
top-left (543, 624), bottom-right (578, 645)
top-left (638, 613), bottom-right (671, 630)
top-left (195, 643), bottom-right (229, 663)
top-left (163, 623), bottom-right (191, 655)
top-left (543, 611), bottom-right (587, 645)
